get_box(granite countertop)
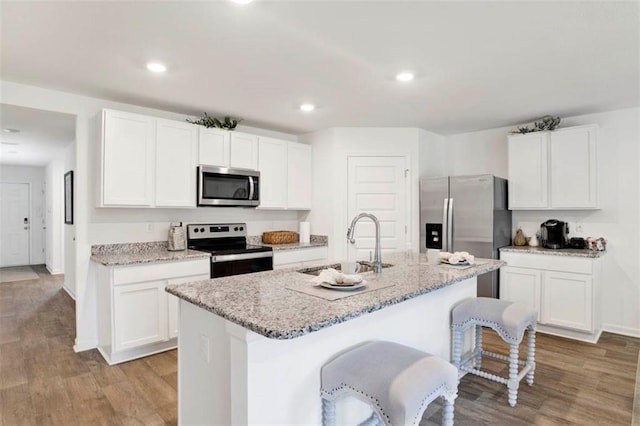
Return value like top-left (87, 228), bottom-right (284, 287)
top-left (247, 235), bottom-right (328, 251)
top-left (166, 252), bottom-right (504, 340)
top-left (500, 246), bottom-right (606, 258)
top-left (90, 241), bottom-right (211, 266)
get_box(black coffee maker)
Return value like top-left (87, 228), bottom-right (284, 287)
top-left (540, 219), bottom-right (568, 249)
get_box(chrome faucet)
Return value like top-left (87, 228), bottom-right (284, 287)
top-left (346, 212), bottom-right (382, 273)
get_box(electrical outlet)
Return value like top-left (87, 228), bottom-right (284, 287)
top-left (576, 224), bottom-right (583, 234)
top-left (199, 334), bottom-right (210, 364)
top-left (146, 223), bottom-right (154, 233)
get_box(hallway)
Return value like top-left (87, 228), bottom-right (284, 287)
top-left (0, 266), bottom-right (178, 425)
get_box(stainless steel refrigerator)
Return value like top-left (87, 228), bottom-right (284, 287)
top-left (419, 174), bottom-right (511, 298)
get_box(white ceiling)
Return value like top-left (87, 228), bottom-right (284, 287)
top-left (0, 104), bottom-right (75, 166)
top-left (1, 1), bottom-right (638, 136)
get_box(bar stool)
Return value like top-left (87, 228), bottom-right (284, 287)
top-left (320, 341), bottom-right (458, 426)
top-left (451, 297), bottom-right (537, 407)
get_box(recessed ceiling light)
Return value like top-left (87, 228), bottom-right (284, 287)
top-left (395, 72), bottom-right (415, 82)
top-left (300, 103), bottom-right (315, 112)
top-left (231, 0), bottom-right (253, 4)
top-left (3, 128), bottom-right (20, 133)
top-left (146, 62), bottom-right (167, 73)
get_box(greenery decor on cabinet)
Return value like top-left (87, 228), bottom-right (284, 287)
top-left (511, 115), bottom-right (561, 134)
top-left (186, 113), bottom-right (242, 130)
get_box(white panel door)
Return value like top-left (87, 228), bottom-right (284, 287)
top-left (199, 128), bottom-right (230, 167)
top-left (102, 110), bottom-right (155, 206)
top-left (0, 183), bottom-right (30, 267)
top-left (230, 132), bottom-right (259, 170)
top-left (541, 271), bottom-right (593, 332)
top-left (347, 156), bottom-right (407, 261)
top-left (499, 266), bottom-right (541, 322)
top-left (257, 137), bottom-right (288, 209)
top-left (156, 119), bottom-right (198, 207)
top-left (287, 142), bottom-right (312, 210)
top-left (549, 125), bottom-right (597, 209)
top-left (508, 132), bottom-right (548, 209)
top-left (113, 280), bottom-right (168, 351)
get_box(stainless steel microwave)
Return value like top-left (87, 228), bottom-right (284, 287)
top-left (197, 165), bottom-right (260, 207)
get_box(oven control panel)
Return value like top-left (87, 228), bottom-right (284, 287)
top-left (187, 223), bottom-right (247, 239)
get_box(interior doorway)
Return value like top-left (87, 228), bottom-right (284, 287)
top-left (346, 156), bottom-right (408, 261)
top-left (0, 182), bottom-right (30, 266)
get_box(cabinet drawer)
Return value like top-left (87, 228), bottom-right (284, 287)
top-left (113, 258), bottom-right (210, 285)
top-left (500, 252), bottom-right (592, 274)
top-left (273, 247), bottom-right (328, 266)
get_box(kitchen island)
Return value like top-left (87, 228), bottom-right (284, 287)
top-left (167, 252), bottom-right (504, 425)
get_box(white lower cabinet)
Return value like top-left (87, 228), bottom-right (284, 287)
top-left (97, 258), bottom-right (210, 365)
top-left (500, 251), bottom-right (602, 342)
top-left (113, 280), bottom-right (168, 352)
top-left (541, 271), bottom-right (593, 332)
top-left (273, 247), bottom-right (328, 269)
top-left (499, 266), bottom-right (541, 323)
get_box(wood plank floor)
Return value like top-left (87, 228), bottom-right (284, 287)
top-left (1, 266), bottom-right (638, 425)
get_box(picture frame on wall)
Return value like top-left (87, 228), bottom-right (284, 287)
top-left (64, 170), bottom-right (73, 224)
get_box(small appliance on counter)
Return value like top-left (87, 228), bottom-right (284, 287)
top-left (569, 237), bottom-right (586, 249)
top-left (167, 222), bottom-right (186, 251)
top-left (540, 219), bottom-right (568, 249)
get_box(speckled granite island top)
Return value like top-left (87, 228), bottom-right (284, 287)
top-left (166, 252), bottom-right (504, 340)
top-left (90, 241), bottom-right (211, 266)
top-left (500, 246), bottom-right (605, 258)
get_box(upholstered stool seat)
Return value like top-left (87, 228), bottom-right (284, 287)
top-left (321, 341), bottom-right (458, 426)
top-left (451, 297), bottom-right (537, 407)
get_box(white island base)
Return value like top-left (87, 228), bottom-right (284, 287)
top-left (177, 277), bottom-right (476, 425)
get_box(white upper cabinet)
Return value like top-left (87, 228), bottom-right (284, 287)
top-left (258, 137), bottom-right (288, 209)
top-left (287, 142), bottom-right (312, 209)
top-left (257, 138), bottom-right (312, 210)
top-left (99, 109), bottom-right (197, 208)
top-left (198, 129), bottom-right (258, 170)
top-left (508, 132), bottom-right (548, 209)
top-left (198, 128), bottom-right (230, 167)
top-left (549, 126), bottom-right (597, 209)
top-left (101, 110), bottom-right (155, 206)
top-left (155, 119), bottom-right (198, 207)
top-left (508, 124), bottom-right (598, 210)
top-left (230, 132), bottom-right (259, 170)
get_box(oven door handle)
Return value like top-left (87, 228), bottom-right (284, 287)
top-left (248, 176), bottom-right (255, 200)
top-left (212, 251), bottom-right (273, 263)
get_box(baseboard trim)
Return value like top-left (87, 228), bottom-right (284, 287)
top-left (602, 323), bottom-right (640, 339)
top-left (45, 265), bottom-right (63, 275)
top-left (62, 285), bottom-right (76, 300)
top-left (74, 338), bottom-right (98, 353)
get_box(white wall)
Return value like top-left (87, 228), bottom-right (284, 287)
top-left (63, 144), bottom-right (75, 297)
top-left (45, 157), bottom-right (65, 274)
top-left (1, 80), bottom-right (301, 352)
top-left (0, 164), bottom-right (46, 264)
top-left (301, 127), bottom-right (421, 262)
top-left (442, 126), bottom-right (510, 178)
top-left (436, 107), bottom-right (640, 337)
top-left (418, 129), bottom-right (446, 177)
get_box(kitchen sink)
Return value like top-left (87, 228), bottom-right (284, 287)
top-left (297, 261), bottom-right (394, 276)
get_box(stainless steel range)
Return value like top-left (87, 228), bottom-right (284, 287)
top-left (187, 223), bottom-right (273, 278)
